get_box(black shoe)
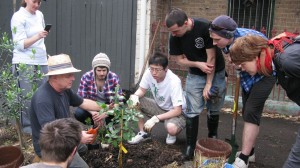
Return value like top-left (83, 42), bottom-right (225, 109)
top-left (87, 143), bottom-right (100, 150)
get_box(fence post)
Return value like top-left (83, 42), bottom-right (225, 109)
top-left (260, 26), bottom-right (266, 35)
top-left (271, 28), bottom-right (277, 37)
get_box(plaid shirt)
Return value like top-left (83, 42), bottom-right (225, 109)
top-left (240, 71), bottom-right (264, 93)
top-left (232, 28), bottom-right (267, 93)
top-left (77, 70), bottom-right (122, 102)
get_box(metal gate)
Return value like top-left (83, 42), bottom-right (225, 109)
top-left (228, 0), bottom-right (275, 38)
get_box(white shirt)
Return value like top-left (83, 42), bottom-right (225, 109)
top-left (11, 7), bottom-right (47, 65)
top-left (140, 68), bottom-right (186, 112)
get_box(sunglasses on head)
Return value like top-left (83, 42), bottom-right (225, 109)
top-left (209, 22), bottom-right (227, 31)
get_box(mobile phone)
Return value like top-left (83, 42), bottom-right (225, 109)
top-left (44, 24), bottom-right (52, 32)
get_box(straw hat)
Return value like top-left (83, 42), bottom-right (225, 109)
top-left (44, 54), bottom-right (81, 76)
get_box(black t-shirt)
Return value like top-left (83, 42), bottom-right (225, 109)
top-left (274, 42), bottom-right (300, 105)
top-left (30, 82), bottom-right (83, 156)
top-left (169, 18), bottom-right (225, 76)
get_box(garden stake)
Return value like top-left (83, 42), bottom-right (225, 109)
top-left (118, 108), bottom-right (128, 168)
top-left (227, 71), bottom-right (240, 164)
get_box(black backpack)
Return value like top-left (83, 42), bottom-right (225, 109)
top-left (270, 32), bottom-right (300, 105)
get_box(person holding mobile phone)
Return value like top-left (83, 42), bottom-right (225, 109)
top-left (11, 0), bottom-right (49, 135)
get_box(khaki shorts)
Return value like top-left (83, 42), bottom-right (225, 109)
top-left (139, 97), bottom-right (186, 130)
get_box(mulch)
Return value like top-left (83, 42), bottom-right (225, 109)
top-left (82, 139), bottom-right (185, 168)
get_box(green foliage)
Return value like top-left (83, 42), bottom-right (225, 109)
top-left (85, 117), bottom-right (92, 127)
top-left (98, 86), bottom-right (144, 148)
top-left (0, 32), bottom-right (43, 120)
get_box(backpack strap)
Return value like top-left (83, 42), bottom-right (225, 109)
top-left (271, 32), bottom-right (298, 84)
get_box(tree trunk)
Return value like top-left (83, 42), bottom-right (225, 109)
top-left (15, 118), bottom-right (26, 149)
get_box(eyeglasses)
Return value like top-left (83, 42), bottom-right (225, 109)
top-left (209, 22), bottom-right (227, 31)
top-left (149, 67), bottom-right (164, 72)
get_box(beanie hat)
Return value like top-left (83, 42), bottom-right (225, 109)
top-left (92, 53), bottom-right (111, 71)
top-left (209, 15), bottom-right (238, 39)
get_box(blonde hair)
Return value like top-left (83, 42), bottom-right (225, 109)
top-left (230, 35), bottom-right (273, 76)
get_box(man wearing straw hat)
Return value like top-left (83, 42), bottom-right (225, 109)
top-left (30, 54), bottom-right (104, 168)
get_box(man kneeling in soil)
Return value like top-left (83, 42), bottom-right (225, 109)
top-left (22, 118), bottom-right (82, 168)
top-left (30, 54), bottom-right (105, 168)
top-left (128, 51), bottom-right (186, 145)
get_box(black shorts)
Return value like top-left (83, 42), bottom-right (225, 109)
top-left (241, 76), bottom-right (276, 126)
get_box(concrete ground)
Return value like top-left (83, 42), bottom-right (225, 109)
top-left (149, 110), bottom-right (300, 168)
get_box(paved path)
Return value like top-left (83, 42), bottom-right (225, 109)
top-left (150, 110), bottom-right (299, 168)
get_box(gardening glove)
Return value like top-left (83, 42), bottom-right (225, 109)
top-left (208, 86), bottom-right (219, 103)
top-left (144, 115), bottom-right (160, 132)
top-left (128, 94), bottom-right (139, 108)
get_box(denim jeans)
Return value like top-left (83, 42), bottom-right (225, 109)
top-left (184, 69), bottom-right (226, 118)
top-left (283, 127), bottom-right (300, 168)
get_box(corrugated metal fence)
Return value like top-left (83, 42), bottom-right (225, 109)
top-left (0, 0), bottom-right (137, 90)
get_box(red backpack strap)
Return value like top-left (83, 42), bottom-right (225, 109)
top-left (268, 32), bottom-right (298, 53)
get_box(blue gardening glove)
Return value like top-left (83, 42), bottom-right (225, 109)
top-left (143, 116), bottom-right (160, 132)
top-left (208, 86), bottom-right (219, 103)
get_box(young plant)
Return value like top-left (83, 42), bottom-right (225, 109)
top-left (0, 31), bottom-right (43, 149)
top-left (96, 85), bottom-right (143, 167)
top-left (98, 86), bottom-right (143, 146)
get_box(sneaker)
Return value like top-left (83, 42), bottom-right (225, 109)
top-left (235, 151), bottom-right (255, 162)
top-left (166, 134), bottom-right (176, 145)
top-left (128, 131), bottom-right (150, 144)
top-left (233, 157), bottom-right (248, 168)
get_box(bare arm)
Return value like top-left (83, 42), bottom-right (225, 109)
top-left (79, 99), bottom-right (103, 124)
top-left (156, 105), bottom-right (182, 121)
top-left (134, 87), bottom-right (147, 98)
top-left (173, 54), bottom-right (214, 74)
top-left (79, 99), bottom-right (101, 111)
top-left (203, 48), bottom-right (216, 100)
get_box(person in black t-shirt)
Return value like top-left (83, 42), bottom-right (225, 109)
top-left (165, 8), bottom-right (226, 160)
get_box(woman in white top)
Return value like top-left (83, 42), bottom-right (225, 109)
top-left (11, 0), bottom-right (49, 134)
